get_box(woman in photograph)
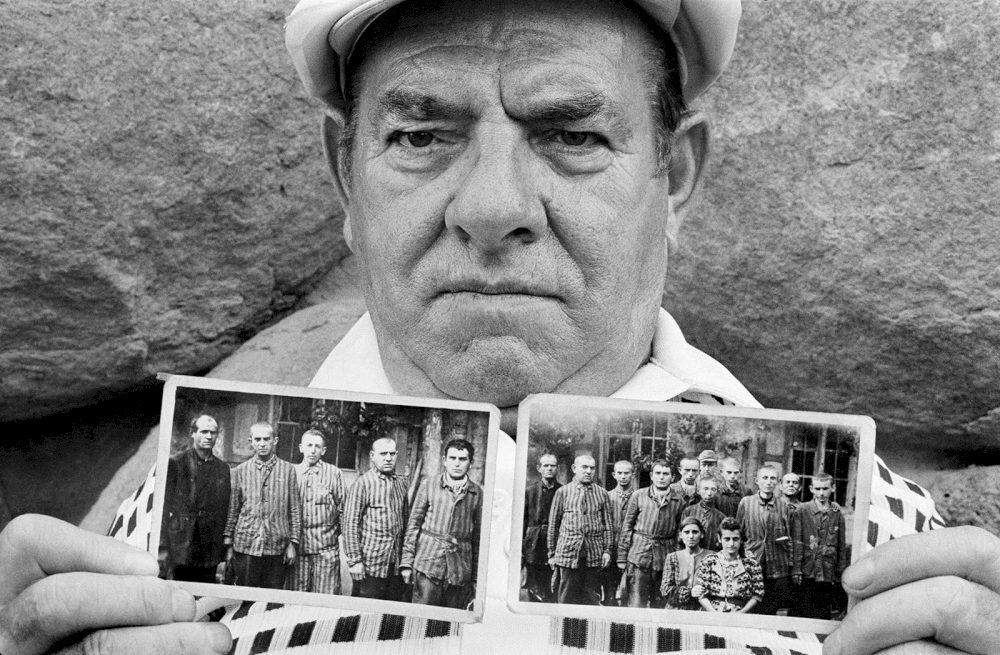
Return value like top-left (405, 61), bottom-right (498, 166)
top-left (696, 517), bottom-right (764, 613)
top-left (660, 517), bottom-right (712, 611)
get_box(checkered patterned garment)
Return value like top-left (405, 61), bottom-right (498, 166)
top-left (111, 453), bottom-right (943, 654)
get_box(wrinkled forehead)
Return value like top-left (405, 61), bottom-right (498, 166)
top-left (574, 455), bottom-right (596, 467)
top-left (348, 0), bottom-right (648, 101)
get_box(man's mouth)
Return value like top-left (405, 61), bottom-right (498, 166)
top-left (438, 278), bottom-right (559, 299)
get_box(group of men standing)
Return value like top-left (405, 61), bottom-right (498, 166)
top-left (161, 413), bottom-right (482, 608)
top-left (522, 449), bottom-right (848, 618)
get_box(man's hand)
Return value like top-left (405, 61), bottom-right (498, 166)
top-left (0, 514), bottom-right (231, 655)
top-left (349, 562), bottom-right (365, 581)
top-left (284, 542), bottom-right (297, 567)
top-left (401, 568), bottom-right (412, 585)
top-left (792, 573), bottom-right (802, 585)
top-left (601, 553), bottom-right (611, 569)
top-left (691, 584), bottom-right (704, 598)
top-left (824, 526), bottom-right (1000, 655)
top-left (617, 562), bottom-right (626, 570)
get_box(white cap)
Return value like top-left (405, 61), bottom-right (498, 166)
top-left (285, 0), bottom-right (741, 109)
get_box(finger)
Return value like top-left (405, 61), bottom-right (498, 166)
top-left (0, 573), bottom-right (195, 655)
top-left (52, 622), bottom-right (232, 655)
top-left (824, 576), bottom-right (1000, 655)
top-left (873, 641), bottom-right (971, 655)
top-left (842, 526), bottom-right (1000, 599)
top-left (0, 515), bottom-right (157, 604)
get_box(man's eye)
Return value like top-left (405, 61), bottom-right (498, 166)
top-left (557, 131), bottom-right (599, 147)
top-left (396, 131), bottom-right (435, 148)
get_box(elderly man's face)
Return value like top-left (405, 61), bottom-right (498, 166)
top-left (340, 0), bottom-right (680, 410)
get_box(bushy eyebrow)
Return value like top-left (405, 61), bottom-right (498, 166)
top-left (376, 88), bottom-right (472, 122)
top-left (374, 88), bottom-right (633, 140)
top-left (516, 91), bottom-right (632, 140)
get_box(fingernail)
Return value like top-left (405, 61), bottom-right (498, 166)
top-left (841, 556), bottom-right (874, 592)
top-left (822, 629), bottom-right (842, 655)
top-left (172, 587), bottom-right (196, 622)
top-left (205, 624), bottom-right (233, 654)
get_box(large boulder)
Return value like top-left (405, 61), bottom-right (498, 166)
top-left (0, 0), bottom-right (346, 420)
top-left (668, 0), bottom-right (1000, 456)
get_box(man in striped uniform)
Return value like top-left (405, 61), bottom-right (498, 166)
top-left (617, 459), bottom-right (687, 608)
top-left (602, 459), bottom-right (634, 606)
top-left (343, 437), bottom-right (410, 601)
top-left (736, 464), bottom-right (795, 615)
top-left (223, 421), bottom-right (302, 589)
top-left (291, 429), bottom-right (346, 594)
top-left (401, 438), bottom-right (482, 608)
top-left (547, 454), bottom-right (614, 606)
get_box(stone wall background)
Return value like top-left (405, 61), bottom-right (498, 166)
top-left (1, 0), bottom-right (999, 527)
top-left (1, 0), bottom-right (346, 420)
top-left (668, 0), bottom-right (1000, 465)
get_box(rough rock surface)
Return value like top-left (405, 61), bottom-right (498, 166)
top-left (919, 466), bottom-right (1000, 536)
top-left (1, 0), bottom-right (346, 420)
top-left (668, 0), bottom-right (1000, 456)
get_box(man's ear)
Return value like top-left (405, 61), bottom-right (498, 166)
top-left (321, 108), bottom-right (355, 251)
top-left (664, 110), bottom-right (710, 255)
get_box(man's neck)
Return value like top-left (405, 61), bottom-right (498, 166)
top-left (446, 474), bottom-right (468, 487)
top-left (616, 484), bottom-right (630, 493)
top-left (192, 446), bottom-right (213, 461)
top-left (815, 498), bottom-right (831, 509)
top-left (375, 468), bottom-right (395, 479)
top-left (256, 453), bottom-right (274, 463)
top-left (727, 481), bottom-right (740, 492)
top-left (758, 491), bottom-right (773, 501)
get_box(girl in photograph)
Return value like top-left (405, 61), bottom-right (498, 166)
top-left (696, 517), bottom-right (764, 613)
top-left (660, 517), bottom-right (712, 611)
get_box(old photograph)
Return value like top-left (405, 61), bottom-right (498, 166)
top-left (510, 394), bottom-right (875, 633)
top-left (152, 375), bottom-right (498, 623)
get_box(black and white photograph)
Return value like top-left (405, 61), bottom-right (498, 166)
top-left (510, 394), bottom-right (875, 633)
top-left (151, 375), bottom-right (498, 623)
top-left (5, 0), bottom-right (1000, 653)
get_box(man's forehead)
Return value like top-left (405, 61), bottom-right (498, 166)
top-left (353, 0), bottom-right (646, 118)
top-left (194, 416), bottom-right (217, 429)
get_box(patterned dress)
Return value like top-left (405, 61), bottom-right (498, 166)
top-left (696, 553), bottom-right (765, 612)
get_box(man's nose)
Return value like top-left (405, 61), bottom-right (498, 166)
top-left (444, 124), bottom-right (545, 252)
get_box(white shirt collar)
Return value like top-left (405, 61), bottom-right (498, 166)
top-left (310, 308), bottom-right (759, 408)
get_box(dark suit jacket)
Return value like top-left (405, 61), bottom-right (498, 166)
top-left (162, 447), bottom-right (231, 569)
top-left (522, 479), bottom-right (561, 566)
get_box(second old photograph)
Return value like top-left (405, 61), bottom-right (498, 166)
top-left (510, 395), bottom-right (875, 632)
